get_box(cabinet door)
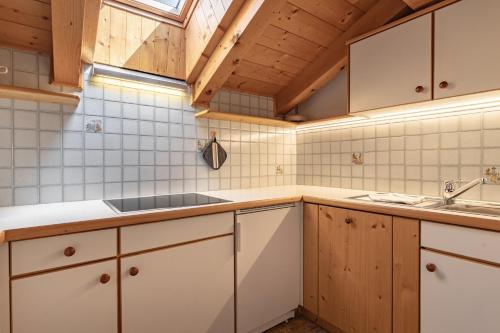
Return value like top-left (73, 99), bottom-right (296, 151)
top-left (421, 250), bottom-right (500, 333)
top-left (349, 14), bottom-right (432, 113)
top-left (434, 0), bottom-right (500, 99)
top-left (121, 236), bottom-right (234, 333)
top-left (318, 206), bottom-right (392, 332)
top-left (236, 205), bottom-right (301, 333)
top-left (11, 260), bottom-right (118, 333)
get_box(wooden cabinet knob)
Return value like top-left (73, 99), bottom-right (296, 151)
top-left (345, 217), bottom-right (353, 224)
top-left (426, 263), bottom-right (437, 272)
top-left (64, 246), bottom-right (76, 257)
top-left (439, 81), bottom-right (449, 89)
top-left (129, 267), bottom-right (139, 276)
top-left (100, 274), bottom-right (111, 284)
top-left (415, 85), bottom-right (424, 93)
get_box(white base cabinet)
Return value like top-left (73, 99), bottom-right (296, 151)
top-left (121, 236), bottom-right (235, 333)
top-left (421, 250), bottom-right (500, 333)
top-left (11, 260), bottom-right (118, 333)
top-left (236, 204), bottom-right (301, 333)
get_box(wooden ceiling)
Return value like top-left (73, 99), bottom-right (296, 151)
top-left (0, 0), bottom-right (52, 54)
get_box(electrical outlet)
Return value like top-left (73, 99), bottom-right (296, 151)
top-left (275, 165), bottom-right (284, 176)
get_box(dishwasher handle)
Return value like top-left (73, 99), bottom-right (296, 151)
top-left (235, 221), bottom-right (241, 252)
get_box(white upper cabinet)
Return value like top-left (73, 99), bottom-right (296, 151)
top-left (349, 14), bottom-right (432, 113)
top-left (434, 0), bottom-right (500, 99)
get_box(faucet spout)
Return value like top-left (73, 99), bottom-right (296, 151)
top-left (443, 178), bottom-right (488, 205)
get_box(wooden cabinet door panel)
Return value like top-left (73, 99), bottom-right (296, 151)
top-left (121, 236), bottom-right (235, 333)
top-left (11, 260), bottom-right (118, 333)
top-left (318, 206), bottom-right (392, 332)
top-left (434, 0), bottom-right (500, 99)
top-left (303, 203), bottom-right (319, 318)
top-left (349, 14), bottom-right (432, 113)
top-left (421, 250), bottom-right (500, 333)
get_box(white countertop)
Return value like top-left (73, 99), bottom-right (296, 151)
top-left (0, 186), bottom-right (366, 231)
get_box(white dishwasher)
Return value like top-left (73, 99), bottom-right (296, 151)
top-left (235, 203), bottom-right (302, 333)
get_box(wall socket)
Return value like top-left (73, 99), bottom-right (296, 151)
top-left (275, 165), bottom-right (284, 176)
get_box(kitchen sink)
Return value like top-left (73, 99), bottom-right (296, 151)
top-left (436, 202), bottom-right (500, 217)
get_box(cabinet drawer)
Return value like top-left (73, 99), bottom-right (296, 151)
top-left (421, 221), bottom-right (500, 264)
top-left (120, 212), bottom-right (234, 254)
top-left (11, 229), bottom-right (117, 276)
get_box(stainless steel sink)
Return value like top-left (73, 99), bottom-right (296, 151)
top-left (436, 202), bottom-right (500, 217)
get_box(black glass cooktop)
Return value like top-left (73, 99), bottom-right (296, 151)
top-left (104, 193), bottom-right (230, 213)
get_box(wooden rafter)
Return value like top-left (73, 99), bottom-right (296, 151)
top-left (402, 0), bottom-right (438, 10)
top-left (51, 0), bottom-right (85, 87)
top-left (81, 0), bottom-right (103, 64)
top-left (275, 0), bottom-right (408, 115)
top-left (191, 0), bottom-right (288, 106)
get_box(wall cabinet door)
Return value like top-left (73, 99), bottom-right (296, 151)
top-left (11, 260), bottom-right (118, 333)
top-left (434, 0), bottom-right (500, 99)
top-left (318, 206), bottom-right (392, 332)
top-left (121, 236), bottom-right (235, 333)
top-left (236, 205), bottom-right (301, 333)
top-left (421, 250), bottom-right (500, 333)
top-left (349, 14), bottom-right (432, 113)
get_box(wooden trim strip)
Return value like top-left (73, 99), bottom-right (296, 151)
top-left (195, 109), bottom-right (297, 128)
top-left (0, 85), bottom-right (80, 106)
top-left (10, 256), bottom-right (117, 280)
top-left (346, 0), bottom-right (460, 45)
top-left (103, 0), bottom-right (184, 27)
top-left (422, 247), bottom-right (500, 269)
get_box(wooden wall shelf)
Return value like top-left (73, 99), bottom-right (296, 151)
top-left (195, 109), bottom-right (297, 128)
top-left (0, 85), bottom-right (80, 106)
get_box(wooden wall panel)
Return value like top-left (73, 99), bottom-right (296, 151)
top-left (393, 217), bottom-right (420, 333)
top-left (303, 203), bottom-right (319, 319)
top-left (81, 0), bottom-right (103, 64)
top-left (94, 4), bottom-right (186, 80)
top-left (0, 0), bottom-right (52, 53)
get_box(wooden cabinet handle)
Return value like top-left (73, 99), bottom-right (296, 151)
top-left (439, 81), bottom-right (449, 89)
top-left (129, 267), bottom-right (139, 276)
top-left (415, 85), bottom-right (424, 93)
top-left (345, 217), bottom-right (353, 224)
top-left (426, 263), bottom-right (437, 272)
top-left (100, 274), bottom-right (111, 284)
top-left (64, 246), bottom-right (76, 257)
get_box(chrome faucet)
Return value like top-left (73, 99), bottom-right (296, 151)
top-left (442, 178), bottom-right (488, 205)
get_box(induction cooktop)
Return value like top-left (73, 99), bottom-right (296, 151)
top-left (104, 193), bottom-right (230, 213)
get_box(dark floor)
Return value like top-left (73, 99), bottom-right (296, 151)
top-left (265, 316), bottom-right (328, 333)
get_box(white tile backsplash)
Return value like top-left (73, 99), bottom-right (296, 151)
top-left (0, 47), bottom-right (296, 206)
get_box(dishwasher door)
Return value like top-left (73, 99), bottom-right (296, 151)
top-left (236, 203), bottom-right (301, 333)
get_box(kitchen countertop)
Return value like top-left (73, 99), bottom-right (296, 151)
top-left (0, 185), bottom-right (499, 243)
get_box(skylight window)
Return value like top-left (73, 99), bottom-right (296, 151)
top-left (135, 0), bottom-right (186, 14)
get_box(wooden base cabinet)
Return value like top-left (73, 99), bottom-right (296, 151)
top-left (421, 250), bottom-right (500, 333)
top-left (11, 260), bottom-right (118, 333)
top-left (121, 236), bottom-right (235, 333)
top-left (318, 206), bottom-right (392, 332)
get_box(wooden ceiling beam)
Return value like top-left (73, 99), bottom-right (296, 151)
top-left (191, 0), bottom-right (288, 106)
top-left (51, 0), bottom-right (86, 87)
top-left (275, 0), bottom-right (408, 115)
top-left (402, 0), bottom-right (438, 10)
top-left (81, 0), bottom-right (103, 64)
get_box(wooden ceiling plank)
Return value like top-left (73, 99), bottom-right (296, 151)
top-left (123, 10), bottom-right (142, 69)
top-left (402, 0), bottom-right (438, 10)
top-left (345, 0), bottom-right (378, 12)
top-left (51, 0), bottom-right (85, 87)
top-left (245, 44), bottom-right (308, 75)
top-left (94, 4), bottom-right (111, 64)
top-left (272, 2), bottom-right (342, 47)
top-left (81, 0), bottom-right (103, 64)
top-left (287, 0), bottom-right (365, 31)
top-left (259, 25), bottom-right (324, 63)
top-left (233, 60), bottom-right (293, 86)
top-left (192, 0), bottom-right (288, 105)
top-left (275, 0), bottom-right (408, 114)
top-left (0, 20), bottom-right (52, 53)
top-left (0, 0), bottom-right (51, 31)
top-left (223, 74), bottom-right (283, 97)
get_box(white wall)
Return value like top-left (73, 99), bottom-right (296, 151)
top-left (298, 70), bottom-right (348, 121)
